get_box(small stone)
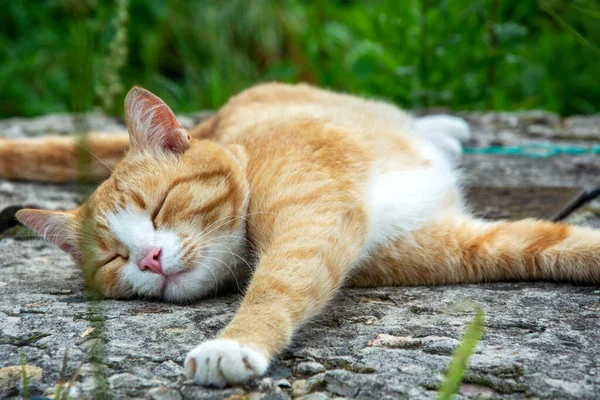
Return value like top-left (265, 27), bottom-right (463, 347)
top-left (322, 356), bottom-right (353, 369)
top-left (293, 348), bottom-right (323, 360)
top-left (459, 383), bottom-right (498, 397)
top-left (527, 124), bottom-right (555, 138)
top-left (0, 182), bottom-right (14, 194)
top-left (296, 393), bottom-right (329, 400)
top-left (260, 393), bottom-right (291, 400)
top-left (153, 360), bottom-right (184, 380)
top-left (256, 377), bottom-right (275, 391)
top-left (276, 378), bottom-right (292, 388)
top-left (368, 333), bottom-right (422, 349)
top-left (148, 386), bottom-right (183, 400)
top-left (291, 373), bottom-right (326, 397)
top-left (0, 365), bottom-right (43, 388)
top-left (351, 363), bottom-right (376, 374)
top-left (292, 379), bottom-right (309, 397)
top-left (266, 360), bottom-right (292, 379)
top-left (324, 370), bottom-right (359, 398)
top-left (297, 361), bottom-right (326, 376)
top-left (422, 338), bottom-right (459, 356)
top-left (524, 333), bottom-right (540, 339)
top-left (108, 372), bottom-right (159, 390)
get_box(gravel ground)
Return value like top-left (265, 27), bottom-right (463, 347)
top-left (1, 111), bottom-right (600, 399)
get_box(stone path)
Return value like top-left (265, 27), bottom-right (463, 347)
top-left (1, 112), bottom-right (600, 399)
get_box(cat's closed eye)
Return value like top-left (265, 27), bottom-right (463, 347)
top-left (99, 254), bottom-right (124, 268)
top-left (151, 191), bottom-right (169, 224)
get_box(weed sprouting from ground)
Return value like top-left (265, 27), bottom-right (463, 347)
top-left (19, 351), bottom-right (29, 400)
top-left (437, 308), bottom-right (485, 400)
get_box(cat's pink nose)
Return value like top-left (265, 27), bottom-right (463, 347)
top-left (138, 247), bottom-right (163, 274)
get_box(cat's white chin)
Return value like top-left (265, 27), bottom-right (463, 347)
top-left (184, 339), bottom-right (269, 387)
top-left (161, 268), bottom-right (219, 302)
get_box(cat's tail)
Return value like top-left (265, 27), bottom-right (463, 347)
top-left (354, 216), bottom-right (600, 286)
top-left (0, 133), bottom-right (129, 182)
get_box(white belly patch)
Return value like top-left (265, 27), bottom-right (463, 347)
top-left (362, 165), bottom-right (458, 256)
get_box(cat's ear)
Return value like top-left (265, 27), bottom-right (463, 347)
top-left (124, 86), bottom-right (191, 154)
top-left (16, 209), bottom-right (81, 262)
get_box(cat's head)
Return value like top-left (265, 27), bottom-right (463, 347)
top-left (16, 87), bottom-right (250, 302)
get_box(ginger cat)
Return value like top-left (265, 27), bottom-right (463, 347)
top-left (1, 83), bottom-right (599, 387)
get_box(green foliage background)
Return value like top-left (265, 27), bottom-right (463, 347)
top-left (1, 0), bottom-right (599, 118)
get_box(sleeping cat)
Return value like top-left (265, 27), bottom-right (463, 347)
top-left (1, 83), bottom-right (599, 388)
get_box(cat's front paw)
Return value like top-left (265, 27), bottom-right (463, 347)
top-left (184, 339), bottom-right (269, 387)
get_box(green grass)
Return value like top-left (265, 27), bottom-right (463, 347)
top-left (1, 0), bottom-right (599, 118)
top-left (437, 308), bottom-right (485, 400)
top-left (19, 351), bottom-right (29, 400)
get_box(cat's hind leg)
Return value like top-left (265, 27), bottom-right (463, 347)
top-left (351, 215), bottom-right (600, 287)
top-left (415, 115), bottom-right (471, 165)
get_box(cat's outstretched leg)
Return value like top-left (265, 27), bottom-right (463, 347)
top-left (415, 115), bottom-right (471, 165)
top-left (184, 206), bottom-right (367, 387)
top-left (352, 215), bottom-right (600, 287)
top-left (0, 134), bottom-right (129, 182)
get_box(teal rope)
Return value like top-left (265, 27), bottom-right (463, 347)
top-left (463, 143), bottom-right (600, 158)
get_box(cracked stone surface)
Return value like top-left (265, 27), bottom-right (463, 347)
top-left (1, 111), bottom-right (600, 399)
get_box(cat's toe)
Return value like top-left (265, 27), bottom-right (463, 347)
top-left (184, 339), bottom-right (269, 387)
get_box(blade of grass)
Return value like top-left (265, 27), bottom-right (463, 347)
top-left (53, 349), bottom-right (69, 400)
top-left (62, 361), bottom-right (84, 400)
top-left (19, 351), bottom-right (29, 400)
top-left (437, 308), bottom-right (485, 400)
top-left (541, 0), bottom-right (600, 54)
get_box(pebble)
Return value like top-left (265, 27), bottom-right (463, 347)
top-left (0, 365), bottom-right (42, 388)
top-left (148, 386), bottom-right (183, 400)
top-left (260, 392), bottom-right (291, 400)
top-left (524, 333), bottom-right (541, 339)
top-left (296, 393), bottom-right (329, 400)
top-left (296, 361), bottom-right (326, 376)
top-left (276, 378), bottom-right (292, 388)
top-left (368, 334), bottom-right (422, 349)
top-left (0, 181), bottom-right (14, 194)
top-left (292, 373), bottom-right (326, 397)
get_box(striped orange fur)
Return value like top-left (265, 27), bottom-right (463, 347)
top-left (2, 83), bottom-right (599, 386)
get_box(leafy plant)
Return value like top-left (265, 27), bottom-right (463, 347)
top-left (1, 1), bottom-right (599, 117)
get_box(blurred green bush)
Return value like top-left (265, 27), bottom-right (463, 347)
top-left (1, 0), bottom-right (599, 117)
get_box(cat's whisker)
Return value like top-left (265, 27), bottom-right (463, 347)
top-left (195, 234), bottom-right (253, 247)
top-left (74, 141), bottom-right (115, 173)
top-left (207, 246), bottom-right (253, 272)
top-left (201, 254), bottom-right (241, 292)
top-left (194, 260), bottom-right (220, 296)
